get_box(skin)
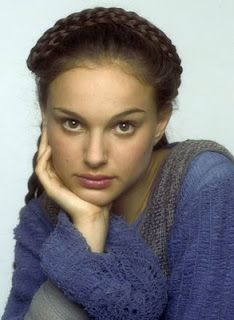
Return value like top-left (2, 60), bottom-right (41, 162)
top-left (36, 62), bottom-right (171, 252)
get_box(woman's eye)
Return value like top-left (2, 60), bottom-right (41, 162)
top-left (63, 119), bottom-right (81, 131)
top-left (115, 122), bottom-right (135, 134)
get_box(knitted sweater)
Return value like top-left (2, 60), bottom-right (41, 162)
top-left (2, 141), bottom-right (234, 320)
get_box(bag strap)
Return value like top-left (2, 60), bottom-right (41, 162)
top-left (139, 139), bottom-right (234, 276)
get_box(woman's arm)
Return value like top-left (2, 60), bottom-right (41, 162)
top-left (2, 198), bottom-right (167, 320)
top-left (30, 125), bottom-right (167, 319)
top-left (165, 152), bottom-right (234, 319)
top-left (39, 209), bottom-right (167, 320)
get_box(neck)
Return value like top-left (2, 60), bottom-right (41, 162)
top-left (112, 148), bottom-right (170, 224)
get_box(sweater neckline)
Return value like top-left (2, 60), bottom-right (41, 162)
top-left (129, 141), bottom-right (179, 229)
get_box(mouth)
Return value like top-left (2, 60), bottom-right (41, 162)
top-left (79, 174), bottom-right (113, 180)
top-left (76, 174), bottom-right (114, 189)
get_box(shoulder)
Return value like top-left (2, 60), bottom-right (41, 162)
top-left (168, 148), bottom-right (234, 250)
top-left (178, 150), bottom-right (234, 205)
top-left (14, 196), bottom-right (54, 253)
top-left (15, 196), bottom-right (53, 231)
top-left (169, 149), bottom-right (234, 240)
top-left (185, 149), bottom-right (233, 180)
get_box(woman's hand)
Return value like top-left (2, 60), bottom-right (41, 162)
top-left (35, 126), bottom-right (111, 252)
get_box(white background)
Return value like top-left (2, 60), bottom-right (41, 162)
top-left (1, 0), bottom-right (233, 315)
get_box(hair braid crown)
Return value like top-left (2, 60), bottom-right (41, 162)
top-left (27, 7), bottom-right (182, 75)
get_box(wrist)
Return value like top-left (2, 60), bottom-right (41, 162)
top-left (72, 208), bottom-right (109, 225)
top-left (73, 210), bottom-right (110, 253)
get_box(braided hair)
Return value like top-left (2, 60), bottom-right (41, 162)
top-left (25, 6), bottom-right (183, 205)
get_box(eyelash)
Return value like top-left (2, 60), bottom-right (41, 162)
top-left (60, 118), bottom-right (137, 135)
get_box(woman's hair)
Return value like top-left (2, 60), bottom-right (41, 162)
top-left (25, 6), bottom-right (183, 204)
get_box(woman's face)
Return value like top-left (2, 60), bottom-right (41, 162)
top-left (43, 63), bottom-right (169, 207)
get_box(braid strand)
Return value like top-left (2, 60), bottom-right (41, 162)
top-left (27, 7), bottom-right (182, 75)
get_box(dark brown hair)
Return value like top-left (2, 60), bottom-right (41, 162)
top-left (25, 6), bottom-right (183, 205)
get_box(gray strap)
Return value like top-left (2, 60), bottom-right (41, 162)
top-left (139, 139), bottom-right (234, 276)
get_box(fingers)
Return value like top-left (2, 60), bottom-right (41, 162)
top-left (46, 153), bottom-right (59, 180)
top-left (37, 126), bottom-right (49, 161)
top-left (35, 144), bottom-right (52, 185)
top-left (35, 127), bottom-right (53, 188)
top-left (37, 144), bottom-right (52, 174)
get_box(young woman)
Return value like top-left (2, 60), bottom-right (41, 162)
top-left (2, 6), bottom-right (234, 320)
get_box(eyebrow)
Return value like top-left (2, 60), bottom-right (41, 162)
top-left (52, 107), bottom-right (146, 121)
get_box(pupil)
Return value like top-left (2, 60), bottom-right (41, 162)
top-left (120, 123), bottom-right (129, 131)
top-left (70, 120), bottom-right (77, 127)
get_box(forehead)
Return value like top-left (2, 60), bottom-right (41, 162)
top-left (47, 64), bottom-right (156, 114)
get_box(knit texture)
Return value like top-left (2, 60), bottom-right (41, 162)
top-left (139, 139), bottom-right (234, 275)
top-left (164, 150), bottom-right (234, 319)
top-left (2, 140), bottom-right (234, 319)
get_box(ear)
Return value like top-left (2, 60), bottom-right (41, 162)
top-left (154, 106), bottom-right (172, 143)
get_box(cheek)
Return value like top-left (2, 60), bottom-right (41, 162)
top-left (115, 137), bottom-right (153, 174)
top-left (47, 129), bottom-right (76, 170)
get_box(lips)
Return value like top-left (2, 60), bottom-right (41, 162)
top-left (79, 174), bottom-right (113, 180)
top-left (77, 174), bottom-right (114, 189)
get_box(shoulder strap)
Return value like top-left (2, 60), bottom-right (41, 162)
top-left (139, 139), bottom-right (234, 276)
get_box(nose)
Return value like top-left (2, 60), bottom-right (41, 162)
top-left (83, 132), bottom-right (108, 168)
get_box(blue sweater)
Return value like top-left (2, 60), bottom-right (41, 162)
top-left (2, 151), bottom-right (234, 319)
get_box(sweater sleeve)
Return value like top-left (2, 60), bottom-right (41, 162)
top-left (165, 152), bottom-right (234, 320)
top-left (1, 199), bottom-right (53, 320)
top-left (39, 210), bottom-right (167, 319)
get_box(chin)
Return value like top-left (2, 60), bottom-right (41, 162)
top-left (73, 188), bottom-right (114, 208)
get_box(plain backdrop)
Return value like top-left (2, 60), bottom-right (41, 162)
top-left (1, 0), bottom-right (233, 315)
